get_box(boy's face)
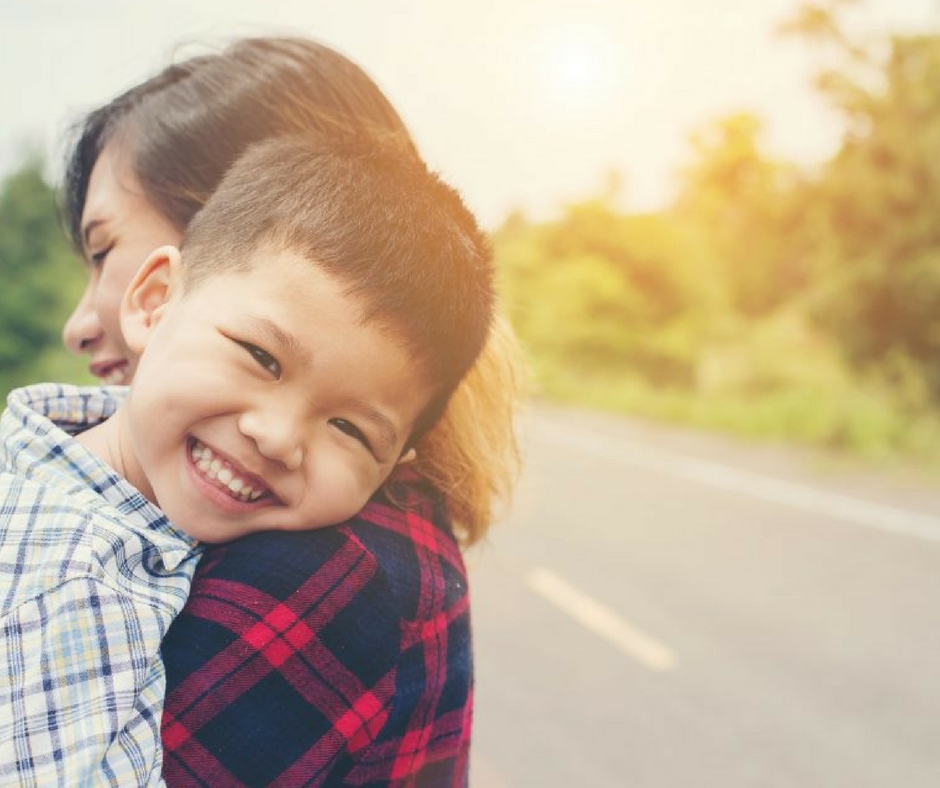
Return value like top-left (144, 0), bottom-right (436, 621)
top-left (115, 246), bottom-right (432, 543)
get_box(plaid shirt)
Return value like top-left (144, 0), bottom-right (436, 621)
top-left (162, 469), bottom-right (473, 787)
top-left (0, 384), bottom-right (200, 787)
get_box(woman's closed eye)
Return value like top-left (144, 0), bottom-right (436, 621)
top-left (237, 340), bottom-right (281, 378)
top-left (89, 244), bottom-right (113, 268)
top-left (330, 418), bottom-right (374, 454)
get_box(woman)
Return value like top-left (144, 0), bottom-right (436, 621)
top-left (61, 37), bottom-right (523, 786)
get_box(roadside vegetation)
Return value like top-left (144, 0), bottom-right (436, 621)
top-left (2, 1), bottom-right (939, 471)
top-left (495, 1), bottom-right (940, 471)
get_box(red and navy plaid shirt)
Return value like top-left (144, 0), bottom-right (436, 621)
top-left (161, 471), bottom-right (472, 787)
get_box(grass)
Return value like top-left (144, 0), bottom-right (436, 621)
top-left (529, 358), bottom-right (940, 478)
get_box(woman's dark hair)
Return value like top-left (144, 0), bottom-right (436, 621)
top-left (63, 37), bottom-right (414, 251)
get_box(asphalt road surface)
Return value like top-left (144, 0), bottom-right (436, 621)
top-left (468, 404), bottom-right (940, 788)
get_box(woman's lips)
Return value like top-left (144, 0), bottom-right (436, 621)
top-left (89, 359), bottom-right (129, 385)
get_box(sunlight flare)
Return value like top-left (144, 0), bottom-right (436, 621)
top-left (530, 22), bottom-right (626, 110)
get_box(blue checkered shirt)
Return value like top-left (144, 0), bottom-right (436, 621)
top-left (0, 384), bottom-right (201, 786)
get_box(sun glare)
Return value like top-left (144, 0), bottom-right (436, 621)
top-left (555, 46), bottom-right (605, 95)
top-left (531, 22), bottom-right (624, 110)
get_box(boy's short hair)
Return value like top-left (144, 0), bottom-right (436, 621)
top-left (180, 134), bottom-right (494, 443)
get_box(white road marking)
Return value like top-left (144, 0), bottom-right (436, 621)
top-left (536, 420), bottom-right (940, 543)
top-left (526, 567), bottom-right (678, 672)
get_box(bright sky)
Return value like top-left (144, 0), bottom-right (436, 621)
top-left (1, 0), bottom-right (937, 228)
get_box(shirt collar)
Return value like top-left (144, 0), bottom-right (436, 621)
top-left (2, 383), bottom-right (198, 566)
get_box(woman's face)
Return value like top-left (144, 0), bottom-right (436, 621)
top-left (62, 146), bottom-right (183, 384)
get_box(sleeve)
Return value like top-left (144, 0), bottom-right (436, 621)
top-left (0, 577), bottom-right (167, 787)
top-left (160, 527), bottom-right (406, 787)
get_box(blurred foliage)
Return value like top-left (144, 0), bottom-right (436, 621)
top-left (496, 1), bottom-right (940, 466)
top-left (808, 34), bottom-right (940, 395)
top-left (0, 157), bottom-right (87, 398)
top-left (1, 0), bottom-right (939, 468)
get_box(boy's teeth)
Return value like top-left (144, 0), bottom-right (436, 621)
top-left (191, 440), bottom-right (265, 502)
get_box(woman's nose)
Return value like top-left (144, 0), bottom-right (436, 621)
top-left (238, 408), bottom-right (305, 471)
top-left (62, 288), bottom-right (102, 354)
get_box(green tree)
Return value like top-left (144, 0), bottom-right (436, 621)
top-left (673, 113), bottom-right (812, 316)
top-left (782, 2), bottom-right (940, 398)
top-left (0, 156), bottom-right (86, 396)
top-left (495, 199), bottom-right (712, 388)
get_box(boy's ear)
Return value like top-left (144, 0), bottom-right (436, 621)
top-left (121, 245), bottom-right (183, 354)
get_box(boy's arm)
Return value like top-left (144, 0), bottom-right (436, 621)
top-left (0, 577), bottom-right (167, 787)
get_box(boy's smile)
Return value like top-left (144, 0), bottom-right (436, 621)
top-left (80, 244), bottom-right (431, 543)
top-left (188, 437), bottom-right (274, 506)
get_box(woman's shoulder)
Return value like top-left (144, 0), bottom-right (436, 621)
top-left (343, 473), bottom-right (469, 619)
top-left (164, 476), bottom-right (473, 785)
top-left (195, 472), bottom-right (468, 618)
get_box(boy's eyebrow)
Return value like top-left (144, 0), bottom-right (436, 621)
top-left (352, 401), bottom-right (400, 453)
top-left (245, 316), bottom-right (310, 364)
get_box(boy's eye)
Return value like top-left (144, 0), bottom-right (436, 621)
top-left (238, 341), bottom-right (281, 378)
top-left (330, 418), bottom-right (373, 453)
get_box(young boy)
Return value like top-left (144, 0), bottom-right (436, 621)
top-left (0, 134), bottom-right (493, 784)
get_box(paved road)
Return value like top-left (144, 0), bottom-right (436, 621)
top-left (468, 404), bottom-right (940, 788)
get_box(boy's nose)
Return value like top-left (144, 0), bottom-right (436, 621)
top-left (238, 409), bottom-right (304, 471)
